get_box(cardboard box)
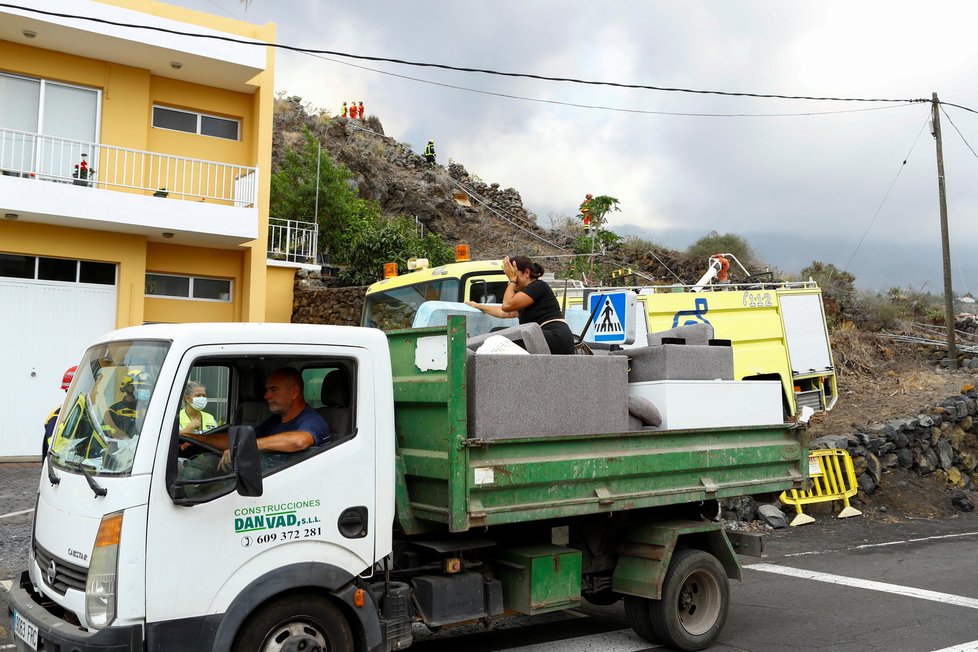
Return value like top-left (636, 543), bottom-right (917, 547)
top-left (627, 380), bottom-right (783, 430)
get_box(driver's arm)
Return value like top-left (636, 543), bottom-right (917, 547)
top-left (183, 430), bottom-right (230, 451)
top-left (256, 430), bottom-right (315, 453)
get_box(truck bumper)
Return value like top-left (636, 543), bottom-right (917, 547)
top-left (8, 571), bottom-right (142, 651)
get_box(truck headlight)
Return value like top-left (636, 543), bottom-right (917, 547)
top-left (86, 511), bottom-right (122, 629)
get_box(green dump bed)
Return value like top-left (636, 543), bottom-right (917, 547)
top-left (390, 317), bottom-right (808, 535)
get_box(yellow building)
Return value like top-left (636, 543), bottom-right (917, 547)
top-left (0, 0), bottom-right (310, 457)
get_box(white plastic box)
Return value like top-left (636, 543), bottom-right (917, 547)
top-left (627, 380), bottom-right (783, 430)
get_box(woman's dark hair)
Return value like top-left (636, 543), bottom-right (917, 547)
top-left (510, 255), bottom-right (545, 280)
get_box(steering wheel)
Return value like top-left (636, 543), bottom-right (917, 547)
top-left (178, 425), bottom-right (228, 456)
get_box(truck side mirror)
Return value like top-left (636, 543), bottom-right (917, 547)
top-left (229, 425), bottom-right (263, 497)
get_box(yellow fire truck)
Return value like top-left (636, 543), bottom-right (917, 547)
top-left (363, 255), bottom-right (836, 416)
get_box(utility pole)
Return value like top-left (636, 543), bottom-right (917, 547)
top-left (932, 92), bottom-right (957, 369)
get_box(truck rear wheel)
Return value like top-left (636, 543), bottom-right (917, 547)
top-left (233, 593), bottom-right (354, 652)
top-left (624, 549), bottom-right (728, 651)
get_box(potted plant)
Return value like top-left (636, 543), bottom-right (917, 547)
top-left (72, 153), bottom-right (95, 187)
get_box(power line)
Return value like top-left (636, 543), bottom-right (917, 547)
top-left (304, 51), bottom-right (922, 119)
top-left (843, 110), bottom-right (932, 273)
top-left (940, 105), bottom-right (978, 161)
top-left (1, 3), bottom-right (929, 106)
top-left (940, 101), bottom-right (978, 116)
top-left (199, 0), bottom-right (244, 21)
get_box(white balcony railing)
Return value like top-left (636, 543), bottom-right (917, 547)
top-left (0, 127), bottom-right (257, 207)
top-left (268, 217), bottom-right (319, 264)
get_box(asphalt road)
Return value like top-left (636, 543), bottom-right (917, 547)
top-left (3, 461), bottom-right (978, 651)
top-left (407, 514), bottom-right (978, 652)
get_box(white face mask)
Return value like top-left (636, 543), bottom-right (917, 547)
top-left (190, 396), bottom-right (208, 411)
top-left (134, 388), bottom-right (151, 401)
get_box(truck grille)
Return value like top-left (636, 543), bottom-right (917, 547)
top-left (34, 541), bottom-right (88, 594)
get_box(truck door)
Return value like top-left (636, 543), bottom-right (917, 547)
top-left (143, 343), bottom-right (377, 626)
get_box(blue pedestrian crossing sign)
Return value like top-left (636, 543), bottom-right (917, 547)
top-left (587, 291), bottom-right (635, 344)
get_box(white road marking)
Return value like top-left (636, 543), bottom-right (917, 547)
top-left (0, 508), bottom-right (33, 520)
top-left (786, 530), bottom-right (978, 557)
top-left (504, 628), bottom-right (658, 652)
top-left (931, 642), bottom-right (978, 652)
top-left (746, 563), bottom-right (978, 609)
top-left (0, 580), bottom-right (11, 592)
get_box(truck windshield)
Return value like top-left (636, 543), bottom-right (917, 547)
top-left (49, 340), bottom-right (169, 476)
top-left (362, 279), bottom-right (459, 329)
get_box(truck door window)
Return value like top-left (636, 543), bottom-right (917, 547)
top-left (171, 357), bottom-right (356, 503)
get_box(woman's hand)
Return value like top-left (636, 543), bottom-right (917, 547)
top-left (181, 414), bottom-right (201, 435)
top-left (502, 256), bottom-right (518, 281)
top-left (466, 300), bottom-right (481, 311)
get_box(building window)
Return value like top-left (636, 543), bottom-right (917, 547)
top-left (0, 253), bottom-right (115, 285)
top-left (152, 106), bottom-right (239, 141)
top-left (0, 73), bottom-right (100, 179)
top-left (146, 273), bottom-right (232, 302)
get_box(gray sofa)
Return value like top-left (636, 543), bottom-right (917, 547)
top-left (466, 353), bottom-right (630, 439)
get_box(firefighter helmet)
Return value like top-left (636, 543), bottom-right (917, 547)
top-left (120, 368), bottom-right (152, 391)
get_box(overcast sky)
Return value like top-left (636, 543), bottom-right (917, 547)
top-left (164, 0), bottom-right (978, 292)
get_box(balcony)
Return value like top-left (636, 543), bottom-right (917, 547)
top-left (268, 217), bottom-right (319, 266)
top-left (0, 128), bottom-right (259, 245)
top-left (1, 127), bottom-right (256, 205)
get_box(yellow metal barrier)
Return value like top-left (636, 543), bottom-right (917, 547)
top-left (779, 448), bottom-right (862, 526)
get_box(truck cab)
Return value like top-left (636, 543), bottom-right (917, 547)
top-left (11, 323), bottom-right (394, 651)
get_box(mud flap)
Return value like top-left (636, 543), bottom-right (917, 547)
top-left (611, 519), bottom-right (741, 599)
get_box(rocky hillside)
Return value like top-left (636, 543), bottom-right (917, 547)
top-left (273, 97), bottom-right (567, 263)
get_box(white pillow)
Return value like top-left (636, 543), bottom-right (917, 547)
top-left (476, 335), bottom-right (530, 355)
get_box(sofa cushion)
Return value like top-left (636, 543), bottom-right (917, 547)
top-left (611, 343), bottom-right (734, 382)
top-left (627, 394), bottom-right (662, 427)
top-left (647, 323), bottom-right (714, 346)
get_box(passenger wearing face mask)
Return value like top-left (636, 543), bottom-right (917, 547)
top-left (179, 381), bottom-right (217, 435)
top-left (104, 369), bottom-right (154, 437)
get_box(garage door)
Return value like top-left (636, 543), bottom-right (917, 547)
top-left (0, 259), bottom-right (117, 458)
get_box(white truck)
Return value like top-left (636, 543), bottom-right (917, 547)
top-left (8, 319), bottom-right (807, 651)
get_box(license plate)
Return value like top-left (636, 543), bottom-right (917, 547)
top-left (13, 610), bottom-right (39, 651)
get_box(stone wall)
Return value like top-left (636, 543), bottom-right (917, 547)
top-left (291, 269), bottom-right (366, 326)
top-left (811, 385), bottom-right (978, 511)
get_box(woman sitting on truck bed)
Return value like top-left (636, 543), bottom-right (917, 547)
top-left (466, 255), bottom-right (575, 355)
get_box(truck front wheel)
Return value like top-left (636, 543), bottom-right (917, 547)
top-left (233, 593), bottom-right (354, 652)
top-left (624, 549), bottom-right (728, 651)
